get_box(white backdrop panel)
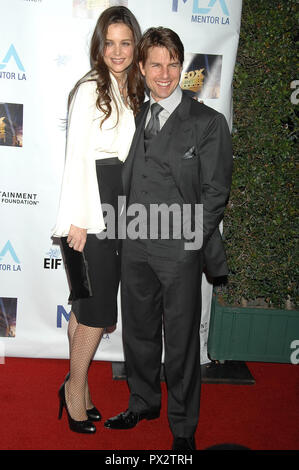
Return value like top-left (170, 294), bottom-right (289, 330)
top-left (0, 0), bottom-right (242, 363)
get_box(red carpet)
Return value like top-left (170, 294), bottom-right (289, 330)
top-left (0, 357), bottom-right (298, 451)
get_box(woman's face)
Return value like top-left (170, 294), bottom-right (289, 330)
top-left (103, 23), bottom-right (134, 79)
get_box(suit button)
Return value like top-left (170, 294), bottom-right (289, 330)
top-left (142, 174), bottom-right (147, 178)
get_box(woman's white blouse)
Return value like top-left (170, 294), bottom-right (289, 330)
top-left (52, 73), bottom-right (135, 237)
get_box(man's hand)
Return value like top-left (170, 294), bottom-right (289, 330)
top-left (67, 225), bottom-right (87, 252)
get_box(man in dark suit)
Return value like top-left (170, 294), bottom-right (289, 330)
top-left (104, 27), bottom-right (233, 450)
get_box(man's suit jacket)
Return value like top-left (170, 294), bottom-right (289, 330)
top-left (122, 92), bottom-right (233, 278)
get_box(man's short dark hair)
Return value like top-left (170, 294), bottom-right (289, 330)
top-left (138, 27), bottom-right (184, 66)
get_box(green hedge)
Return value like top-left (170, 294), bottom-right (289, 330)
top-left (220, 0), bottom-right (298, 308)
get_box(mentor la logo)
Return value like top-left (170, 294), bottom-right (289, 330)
top-left (0, 44), bottom-right (26, 81)
top-left (172, 0), bottom-right (230, 25)
top-left (0, 241), bottom-right (21, 272)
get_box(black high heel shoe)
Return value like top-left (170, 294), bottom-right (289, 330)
top-left (64, 372), bottom-right (102, 422)
top-left (58, 383), bottom-right (96, 434)
top-left (87, 406), bottom-right (102, 422)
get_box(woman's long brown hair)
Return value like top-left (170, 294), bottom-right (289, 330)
top-left (68, 6), bottom-right (144, 124)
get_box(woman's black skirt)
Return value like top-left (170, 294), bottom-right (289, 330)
top-left (72, 157), bottom-right (123, 328)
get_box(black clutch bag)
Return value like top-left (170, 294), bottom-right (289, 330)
top-left (60, 237), bottom-right (92, 301)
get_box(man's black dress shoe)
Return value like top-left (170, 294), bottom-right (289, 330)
top-left (172, 436), bottom-right (196, 450)
top-left (104, 409), bottom-right (160, 429)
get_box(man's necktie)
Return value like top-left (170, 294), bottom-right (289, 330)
top-left (144, 102), bottom-right (163, 150)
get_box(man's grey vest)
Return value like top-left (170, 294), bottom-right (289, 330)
top-left (128, 108), bottom-right (184, 240)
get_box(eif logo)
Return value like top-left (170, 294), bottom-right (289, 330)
top-left (0, 241), bottom-right (21, 272)
top-left (44, 247), bottom-right (63, 270)
top-left (0, 44), bottom-right (26, 81)
top-left (172, 0), bottom-right (229, 15)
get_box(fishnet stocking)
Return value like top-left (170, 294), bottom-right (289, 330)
top-left (66, 312), bottom-right (103, 421)
top-left (67, 311), bottom-right (77, 353)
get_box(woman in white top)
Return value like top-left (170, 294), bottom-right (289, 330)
top-left (53, 6), bottom-right (144, 434)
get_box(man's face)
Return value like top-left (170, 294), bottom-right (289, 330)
top-left (139, 46), bottom-right (182, 102)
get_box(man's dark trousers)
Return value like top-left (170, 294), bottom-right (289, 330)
top-left (122, 237), bottom-right (203, 438)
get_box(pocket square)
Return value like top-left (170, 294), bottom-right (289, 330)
top-left (182, 146), bottom-right (196, 159)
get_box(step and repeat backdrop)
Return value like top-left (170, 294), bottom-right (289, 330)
top-left (0, 0), bottom-right (242, 363)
